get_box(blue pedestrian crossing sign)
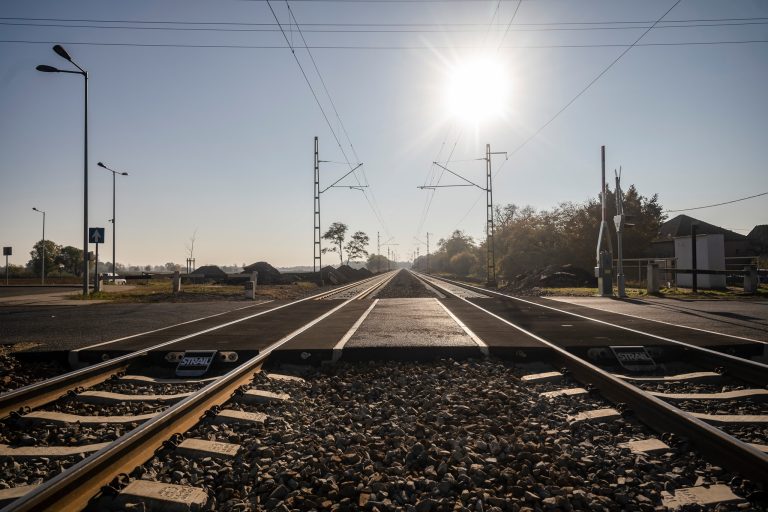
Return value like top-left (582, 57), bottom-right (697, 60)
top-left (89, 227), bottom-right (105, 244)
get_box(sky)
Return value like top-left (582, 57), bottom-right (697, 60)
top-left (1, 0), bottom-right (766, 269)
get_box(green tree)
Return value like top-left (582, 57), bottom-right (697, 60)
top-left (344, 231), bottom-right (370, 264)
top-left (438, 230), bottom-right (475, 259)
top-left (56, 245), bottom-right (84, 276)
top-left (492, 183), bottom-right (666, 280)
top-left (322, 222), bottom-right (348, 265)
top-left (367, 254), bottom-right (390, 272)
top-left (27, 240), bottom-right (61, 277)
top-left (450, 251), bottom-right (476, 276)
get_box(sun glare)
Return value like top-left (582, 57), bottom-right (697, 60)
top-left (444, 56), bottom-right (509, 124)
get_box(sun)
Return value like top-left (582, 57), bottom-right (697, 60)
top-left (444, 55), bottom-right (510, 124)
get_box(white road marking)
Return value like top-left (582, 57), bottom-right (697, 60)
top-left (548, 297), bottom-right (767, 345)
top-left (332, 299), bottom-right (379, 362)
top-left (72, 301), bottom-right (274, 353)
top-left (425, 272), bottom-right (768, 370)
top-left (435, 298), bottom-right (489, 356)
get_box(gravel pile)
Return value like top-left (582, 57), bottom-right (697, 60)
top-left (121, 360), bottom-right (763, 511)
top-left (376, 271), bottom-right (438, 299)
top-left (50, 397), bottom-right (168, 417)
top-left (0, 350), bottom-right (66, 394)
top-left (0, 420), bottom-right (125, 447)
top-left (93, 379), bottom-right (207, 396)
top-left (0, 456), bottom-right (82, 490)
top-left (720, 425), bottom-right (768, 445)
top-left (671, 398), bottom-right (768, 415)
top-left (633, 381), bottom-right (748, 394)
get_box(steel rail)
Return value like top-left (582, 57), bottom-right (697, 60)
top-left (0, 272), bottom-right (387, 421)
top-left (355, 268), bottom-right (400, 300)
top-left (422, 273), bottom-right (768, 386)
top-left (413, 270), bottom-right (768, 483)
top-left (3, 272), bottom-right (392, 512)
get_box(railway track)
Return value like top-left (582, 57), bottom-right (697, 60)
top-left (413, 272), bottom-right (768, 482)
top-left (1, 268), bottom-right (765, 510)
top-left (0, 272), bottom-right (395, 510)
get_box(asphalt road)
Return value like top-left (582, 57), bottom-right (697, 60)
top-left (0, 302), bottom-right (263, 350)
top-left (0, 286), bottom-right (80, 298)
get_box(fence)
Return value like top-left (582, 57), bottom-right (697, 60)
top-left (615, 256), bottom-right (762, 289)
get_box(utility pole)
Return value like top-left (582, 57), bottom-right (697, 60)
top-left (614, 167), bottom-right (626, 297)
top-left (421, 145), bottom-right (506, 286)
top-left (426, 232), bottom-right (430, 273)
top-left (377, 231), bottom-right (381, 273)
top-left (596, 146), bottom-right (614, 297)
top-left (313, 136), bottom-right (322, 279)
top-left (381, 240), bottom-right (399, 272)
top-left (313, 137), bottom-right (364, 283)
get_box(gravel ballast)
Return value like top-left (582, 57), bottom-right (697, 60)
top-left (118, 360), bottom-right (765, 511)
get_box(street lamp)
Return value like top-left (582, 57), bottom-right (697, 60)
top-left (97, 162), bottom-right (128, 278)
top-left (32, 207), bottom-right (46, 285)
top-left (37, 44), bottom-right (89, 296)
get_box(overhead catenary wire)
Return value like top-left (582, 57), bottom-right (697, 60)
top-left (3, 39), bottom-right (766, 49)
top-left (445, 0), bottom-right (691, 239)
top-left (418, 0), bottom-right (521, 241)
top-left (664, 191), bottom-right (768, 213)
top-left (267, 0), bottom-right (392, 239)
top-left (3, 17), bottom-right (768, 33)
top-left (3, 16), bottom-right (767, 27)
top-left (491, 0), bottom-right (684, 182)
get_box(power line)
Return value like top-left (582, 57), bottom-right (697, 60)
top-left (3, 16), bottom-right (766, 27)
top-left (285, 2), bottom-right (361, 166)
top-left (497, 0), bottom-right (522, 50)
top-left (265, 0), bottom-right (353, 166)
top-left (284, 1), bottom-right (392, 237)
top-left (491, 0), bottom-right (685, 182)
top-left (5, 39), bottom-right (765, 50)
top-left (267, 1), bottom-right (392, 238)
top-left (4, 19), bottom-right (766, 33)
top-left (665, 191), bottom-right (768, 213)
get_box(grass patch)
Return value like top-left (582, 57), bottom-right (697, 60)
top-left (535, 285), bottom-right (767, 299)
top-left (69, 280), bottom-right (319, 303)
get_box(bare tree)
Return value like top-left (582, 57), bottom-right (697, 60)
top-left (185, 228), bottom-right (198, 273)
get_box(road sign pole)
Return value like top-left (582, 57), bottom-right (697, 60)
top-left (94, 242), bottom-right (100, 293)
top-left (2, 247), bottom-right (10, 285)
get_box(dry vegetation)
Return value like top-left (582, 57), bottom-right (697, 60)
top-left (69, 280), bottom-right (320, 303)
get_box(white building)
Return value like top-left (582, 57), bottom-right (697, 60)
top-left (674, 233), bottom-right (726, 289)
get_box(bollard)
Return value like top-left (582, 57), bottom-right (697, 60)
top-left (244, 280), bottom-right (256, 300)
top-left (647, 262), bottom-right (660, 294)
top-left (172, 271), bottom-right (181, 294)
top-left (744, 265), bottom-right (758, 294)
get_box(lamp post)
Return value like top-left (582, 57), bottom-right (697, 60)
top-left (37, 44), bottom-right (89, 296)
top-left (97, 162), bottom-right (128, 278)
top-left (32, 207), bottom-right (46, 285)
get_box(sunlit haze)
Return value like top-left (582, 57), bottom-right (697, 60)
top-left (444, 55), bottom-right (510, 124)
top-left (0, 0), bottom-right (766, 269)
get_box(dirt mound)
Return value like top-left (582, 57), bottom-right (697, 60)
top-left (242, 261), bottom-right (283, 285)
top-left (321, 266), bottom-right (348, 285)
top-left (504, 264), bottom-right (595, 292)
top-left (336, 265), bottom-right (362, 281)
top-left (357, 267), bottom-right (373, 278)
